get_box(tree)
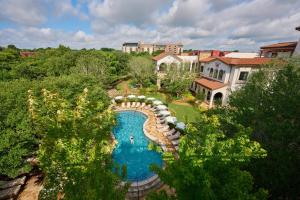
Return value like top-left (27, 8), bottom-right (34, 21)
top-left (129, 56), bottom-right (156, 87)
top-left (29, 88), bottom-right (127, 199)
top-left (229, 59), bottom-right (300, 199)
top-left (161, 67), bottom-right (196, 98)
top-left (0, 74), bottom-right (110, 178)
top-left (150, 114), bottom-right (268, 200)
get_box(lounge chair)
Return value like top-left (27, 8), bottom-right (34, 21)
top-left (157, 125), bottom-right (169, 132)
top-left (136, 102), bottom-right (141, 107)
top-left (168, 131), bottom-right (180, 140)
top-left (121, 102), bottom-right (125, 108)
top-left (140, 102), bottom-right (145, 108)
top-left (175, 146), bottom-right (179, 151)
top-left (144, 105), bottom-right (151, 110)
top-left (172, 139), bottom-right (179, 146)
top-left (161, 145), bottom-right (168, 152)
top-left (131, 102), bottom-right (136, 107)
top-left (126, 102), bottom-right (131, 108)
top-left (156, 119), bottom-right (165, 124)
top-left (165, 128), bottom-right (176, 136)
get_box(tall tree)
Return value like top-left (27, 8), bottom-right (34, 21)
top-left (161, 66), bottom-right (196, 98)
top-left (229, 59), bottom-right (300, 199)
top-left (29, 88), bottom-right (127, 199)
top-left (149, 114), bottom-right (267, 200)
top-left (129, 56), bottom-right (156, 87)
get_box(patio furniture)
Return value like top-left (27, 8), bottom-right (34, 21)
top-left (172, 139), bottom-right (179, 146)
top-left (168, 131), bottom-right (180, 140)
top-left (140, 102), bottom-right (146, 108)
top-left (131, 102), bottom-right (136, 107)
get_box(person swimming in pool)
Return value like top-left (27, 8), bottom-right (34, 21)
top-left (130, 135), bottom-right (134, 144)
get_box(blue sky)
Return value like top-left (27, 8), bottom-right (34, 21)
top-left (0, 0), bottom-right (299, 51)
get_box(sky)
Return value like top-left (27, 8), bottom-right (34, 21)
top-left (0, 0), bottom-right (299, 52)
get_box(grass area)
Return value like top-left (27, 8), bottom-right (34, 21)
top-left (168, 103), bottom-right (199, 123)
top-left (115, 80), bottom-right (200, 123)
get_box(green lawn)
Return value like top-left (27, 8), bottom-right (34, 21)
top-left (115, 81), bottom-right (200, 123)
top-left (168, 103), bottom-right (199, 123)
top-left (143, 91), bottom-right (200, 123)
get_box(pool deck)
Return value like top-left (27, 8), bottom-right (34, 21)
top-left (113, 106), bottom-right (176, 152)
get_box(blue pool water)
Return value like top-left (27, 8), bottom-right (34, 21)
top-left (112, 111), bottom-right (163, 182)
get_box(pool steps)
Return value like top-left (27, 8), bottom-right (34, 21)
top-left (127, 174), bottom-right (163, 198)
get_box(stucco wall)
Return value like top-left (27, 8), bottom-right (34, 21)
top-left (293, 39), bottom-right (300, 56)
top-left (201, 61), bottom-right (231, 83)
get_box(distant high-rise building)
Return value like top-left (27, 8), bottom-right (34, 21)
top-left (122, 42), bottom-right (183, 54)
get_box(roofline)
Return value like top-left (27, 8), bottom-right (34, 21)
top-left (195, 78), bottom-right (227, 90)
top-left (260, 42), bottom-right (298, 49)
top-left (152, 52), bottom-right (183, 62)
top-left (200, 57), bottom-right (270, 67)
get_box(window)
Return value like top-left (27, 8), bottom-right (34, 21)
top-left (209, 68), bottom-right (213, 77)
top-left (218, 70), bottom-right (224, 81)
top-left (238, 72), bottom-right (249, 81)
top-left (200, 65), bottom-right (204, 72)
top-left (213, 69), bottom-right (218, 79)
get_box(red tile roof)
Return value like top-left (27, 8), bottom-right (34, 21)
top-left (200, 57), bottom-right (271, 67)
top-left (152, 52), bottom-right (182, 61)
top-left (260, 42), bottom-right (297, 49)
top-left (195, 78), bottom-right (227, 90)
top-left (20, 51), bottom-right (35, 58)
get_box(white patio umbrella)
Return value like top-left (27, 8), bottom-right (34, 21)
top-left (158, 110), bottom-right (171, 117)
top-left (138, 95), bottom-right (146, 99)
top-left (153, 100), bottom-right (163, 105)
top-left (146, 97), bottom-right (156, 101)
top-left (176, 122), bottom-right (186, 130)
top-left (165, 116), bottom-right (177, 124)
top-left (127, 94), bottom-right (136, 99)
top-left (156, 105), bottom-right (167, 111)
top-left (114, 96), bottom-right (123, 100)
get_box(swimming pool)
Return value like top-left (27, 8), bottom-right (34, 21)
top-left (112, 110), bottom-right (163, 182)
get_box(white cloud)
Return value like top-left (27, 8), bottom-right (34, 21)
top-left (0, 0), bottom-right (299, 51)
top-left (0, 0), bottom-right (47, 26)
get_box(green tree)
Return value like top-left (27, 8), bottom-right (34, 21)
top-left (150, 115), bottom-right (268, 200)
top-left (29, 88), bottom-right (127, 199)
top-left (0, 74), bottom-right (110, 178)
top-left (129, 56), bottom-right (156, 87)
top-left (229, 59), bottom-right (300, 199)
top-left (161, 67), bottom-right (195, 98)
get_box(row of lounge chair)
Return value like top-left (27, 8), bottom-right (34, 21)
top-left (155, 117), bottom-right (180, 151)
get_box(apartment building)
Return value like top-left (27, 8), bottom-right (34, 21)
top-left (260, 41), bottom-right (298, 58)
top-left (190, 57), bottom-right (270, 108)
top-left (122, 42), bottom-right (183, 54)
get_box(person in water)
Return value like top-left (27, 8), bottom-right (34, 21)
top-left (130, 135), bottom-right (134, 144)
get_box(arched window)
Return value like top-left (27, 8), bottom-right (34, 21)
top-left (200, 65), bottom-right (204, 72)
top-left (209, 68), bottom-right (213, 77)
top-left (213, 69), bottom-right (219, 78)
top-left (218, 70), bottom-right (224, 80)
